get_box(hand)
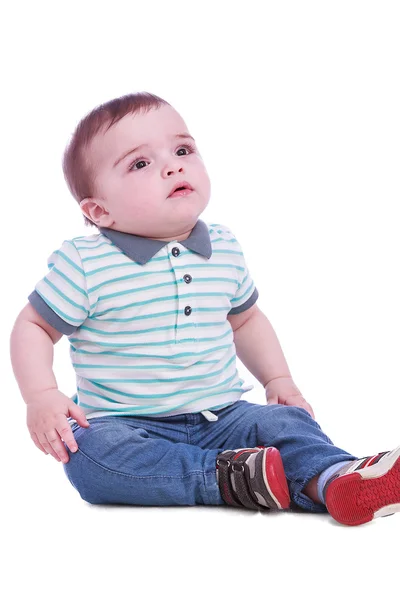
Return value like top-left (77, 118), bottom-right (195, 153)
top-left (264, 376), bottom-right (315, 419)
top-left (26, 389), bottom-right (90, 463)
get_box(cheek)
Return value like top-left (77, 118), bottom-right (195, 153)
top-left (199, 166), bottom-right (211, 195)
top-left (118, 184), bottom-right (159, 219)
top-left (118, 176), bottom-right (147, 203)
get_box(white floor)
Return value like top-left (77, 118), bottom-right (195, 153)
top-left (3, 426), bottom-right (399, 600)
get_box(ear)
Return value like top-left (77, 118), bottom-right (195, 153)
top-left (80, 198), bottom-right (114, 228)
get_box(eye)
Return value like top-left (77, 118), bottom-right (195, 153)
top-left (129, 158), bottom-right (148, 171)
top-left (128, 143), bottom-right (196, 172)
top-left (176, 143), bottom-right (196, 156)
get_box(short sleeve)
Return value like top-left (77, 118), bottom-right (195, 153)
top-left (28, 240), bottom-right (90, 335)
top-left (228, 232), bottom-right (259, 315)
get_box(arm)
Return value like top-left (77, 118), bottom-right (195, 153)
top-left (10, 303), bottom-right (63, 402)
top-left (228, 303), bottom-right (315, 417)
top-left (10, 303), bottom-right (89, 462)
top-left (228, 303), bottom-right (291, 388)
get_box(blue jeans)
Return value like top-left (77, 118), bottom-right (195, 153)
top-left (63, 400), bottom-right (359, 513)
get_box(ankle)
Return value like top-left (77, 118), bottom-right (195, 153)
top-left (303, 475), bottom-right (323, 504)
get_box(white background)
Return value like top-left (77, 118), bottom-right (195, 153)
top-left (2, 0), bottom-right (399, 598)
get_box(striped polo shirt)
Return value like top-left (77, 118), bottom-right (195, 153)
top-left (28, 219), bottom-right (259, 422)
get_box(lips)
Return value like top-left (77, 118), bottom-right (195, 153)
top-left (168, 181), bottom-right (194, 197)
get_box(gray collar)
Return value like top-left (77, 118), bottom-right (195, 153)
top-left (99, 219), bottom-right (212, 265)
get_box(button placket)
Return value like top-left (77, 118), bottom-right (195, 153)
top-left (169, 244), bottom-right (196, 343)
top-left (183, 272), bottom-right (192, 317)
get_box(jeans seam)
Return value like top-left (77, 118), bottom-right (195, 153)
top-left (203, 470), bottom-right (219, 504)
top-left (73, 448), bottom-right (207, 481)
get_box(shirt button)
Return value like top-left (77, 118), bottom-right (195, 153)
top-left (172, 247), bottom-right (180, 257)
top-left (183, 274), bottom-right (192, 284)
top-left (184, 306), bottom-right (192, 316)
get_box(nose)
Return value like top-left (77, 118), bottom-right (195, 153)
top-left (162, 158), bottom-right (185, 178)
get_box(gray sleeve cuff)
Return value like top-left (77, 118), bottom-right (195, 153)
top-left (28, 290), bottom-right (79, 335)
top-left (227, 287), bottom-right (259, 315)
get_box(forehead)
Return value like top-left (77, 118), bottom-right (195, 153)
top-left (88, 104), bottom-right (188, 169)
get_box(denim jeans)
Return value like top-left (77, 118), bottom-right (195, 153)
top-left (63, 400), bottom-right (359, 513)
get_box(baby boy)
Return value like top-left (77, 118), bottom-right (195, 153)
top-left (10, 92), bottom-right (400, 526)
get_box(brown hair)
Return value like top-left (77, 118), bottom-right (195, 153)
top-left (62, 91), bottom-right (171, 228)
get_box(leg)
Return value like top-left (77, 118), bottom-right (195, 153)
top-left (302, 474), bottom-right (320, 504)
top-left (63, 415), bottom-right (224, 506)
top-left (204, 400), bottom-right (359, 513)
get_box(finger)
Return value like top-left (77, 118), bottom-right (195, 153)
top-left (30, 432), bottom-right (49, 455)
top-left (302, 402), bottom-right (315, 419)
top-left (56, 417), bottom-right (78, 454)
top-left (37, 434), bottom-right (61, 462)
top-left (45, 429), bottom-right (71, 463)
top-left (266, 396), bottom-right (279, 405)
top-left (299, 399), bottom-right (315, 419)
top-left (44, 429), bottom-right (70, 463)
top-left (69, 404), bottom-right (90, 428)
top-left (286, 397), bottom-right (314, 419)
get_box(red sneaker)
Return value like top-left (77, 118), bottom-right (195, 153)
top-left (325, 446), bottom-right (400, 526)
top-left (216, 446), bottom-right (290, 510)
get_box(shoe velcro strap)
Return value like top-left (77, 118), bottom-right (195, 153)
top-left (216, 453), bottom-right (243, 508)
top-left (229, 453), bottom-right (265, 511)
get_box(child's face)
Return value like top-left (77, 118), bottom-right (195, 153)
top-left (80, 104), bottom-right (211, 240)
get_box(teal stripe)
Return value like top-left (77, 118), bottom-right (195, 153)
top-left (82, 250), bottom-right (121, 262)
top-left (87, 264), bottom-right (175, 277)
top-left (77, 371), bottom-right (238, 402)
top-left (68, 328), bottom-right (232, 347)
top-left (75, 355), bottom-right (236, 383)
top-left (92, 292), bottom-right (233, 317)
top-left (76, 386), bottom-right (245, 415)
top-left (52, 249), bottom-right (85, 276)
top-left (42, 278), bottom-right (87, 312)
top-left (86, 260), bottom-right (245, 277)
top-left (184, 262), bottom-right (243, 269)
top-left (70, 343), bottom-right (232, 359)
top-left (88, 306), bottom-right (227, 323)
top-left (237, 271), bottom-right (249, 291)
top-left (72, 359), bottom-right (219, 369)
top-left (212, 236), bottom-right (235, 243)
top-left (51, 267), bottom-right (87, 296)
top-left (35, 291), bottom-right (85, 324)
top-left (239, 280), bottom-right (253, 299)
top-left (90, 275), bottom-right (171, 295)
top-left (92, 294), bottom-right (178, 316)
top-left (79, 320), bottom-right (228, 336)
top-left (74, 241), bottom-right (111, 250)
top-left (73, 235), bottom-right (102, 241)
top-left (88, 371), bottom-right (238, 400)
top-left (77, 393), bottom-right (160, 410)
top-left (89, 275), bottom-right (238, 295)
top-left (232, 281), bottom-right (254, 306)
top-left (210, 248), bottom-right (241, 255)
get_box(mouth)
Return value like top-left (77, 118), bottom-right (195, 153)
top-left (168, 182), bottom-right (194, 198)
